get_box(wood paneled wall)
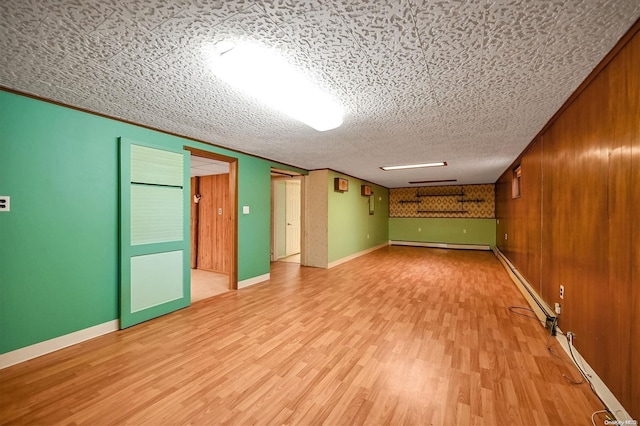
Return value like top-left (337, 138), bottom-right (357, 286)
top-left (496, 140), bottom-right (543, 294)
top-left (191, 174), bottom-right (231, 274)
top-left (190, 176), bottom-right (200, 269)
top-left (495, 26), bottom-right (639, 417)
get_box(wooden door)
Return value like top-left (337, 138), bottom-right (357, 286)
top-left (197, 174), bottom-right (230, 273)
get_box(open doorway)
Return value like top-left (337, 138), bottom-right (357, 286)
top-left (186, 147), bottom-right (238, 302)
top-left (271, 169), bottom-right (303, 264)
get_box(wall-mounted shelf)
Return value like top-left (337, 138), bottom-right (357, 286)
top-left (458, 198), bottom-right (485, 203)
top-left (416, 192), bottom-right (464, 197)
top-left (418, 210), bottom-right (468, 214)
top-left (390, 184), bottom-right (494, 218)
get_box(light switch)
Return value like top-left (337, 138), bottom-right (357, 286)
top-left (242, 205), bottom-right (250, 214)
top-left (0, 196), bottom-right (9, 212)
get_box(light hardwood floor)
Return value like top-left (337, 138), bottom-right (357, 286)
top-left (191, 269), bottom-right (229, 302)
top-left (0, 247), bottom-right (604, 425)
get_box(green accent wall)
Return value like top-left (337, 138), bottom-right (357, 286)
top-left (327, 171), bottom-right (389, 263)
top-left (0, 91), bottom-right (303, 353)
top-left (237, 156), bottom-right (271, 281)
top-left (389, 218), bottom-right (496, 247)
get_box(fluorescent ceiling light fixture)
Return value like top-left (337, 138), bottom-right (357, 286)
top-left (381, 162), bottom-right (447, 171)
top-left (207, 42), bottom-right (344, 131)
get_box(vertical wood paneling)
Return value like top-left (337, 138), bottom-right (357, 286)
top-left (631, 97), bottom-right (640, 417)
top-left (495, 27), bottom-right (640, 418)
top-left (604, 33), bottom-right (638, 403)
top-left (190, 176), bottom-right (200, 269)
top-left (496, 141), bottom-right (542, 295)
top-left (540, 123), bottom-right (571, 327)
top-left (495, 174), bottom-right (511, 255)
top-left (543, 80), bottom-right (610, 370)
top-left (514, 140), bottom-right (543, 295)
top-left (197, 174), bottom-right (230, 274)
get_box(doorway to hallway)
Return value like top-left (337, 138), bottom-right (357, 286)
top-left (271, 169), bottom-right (304, 265)
top-left (187, 147), bottom-right (238, 301)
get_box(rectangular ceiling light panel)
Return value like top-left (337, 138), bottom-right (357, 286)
top-left (208, 43), bottom-right (344, 132)
top-left (381, 162), bottom-right (447, 171)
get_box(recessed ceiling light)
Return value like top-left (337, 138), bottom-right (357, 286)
top-left (207, 42), bottom-right (344, 132)
top-left (380, 162), bottom-right (447, 171)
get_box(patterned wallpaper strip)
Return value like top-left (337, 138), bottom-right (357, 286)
top-left (390, 185), bottom-right (495, 218)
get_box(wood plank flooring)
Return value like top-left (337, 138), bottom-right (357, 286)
top-left (191, 269), bottom-right (229, 302)
top-left (0, 247), bottom-right (604, 425)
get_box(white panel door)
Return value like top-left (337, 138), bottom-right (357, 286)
top-left (285, 180), bottom-right (301, 256)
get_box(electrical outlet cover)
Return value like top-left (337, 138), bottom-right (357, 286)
top-left (0, 196), bottom-right (10, 212)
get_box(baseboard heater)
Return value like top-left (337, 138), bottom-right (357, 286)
top-left (492, 247), bottom-right (557, 332)
top-left (390, 240), bottom-right (491, 251)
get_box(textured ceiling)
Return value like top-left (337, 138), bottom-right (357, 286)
top-left (1, 0), bottom-right (639, 187)
top-left (190, 155), bottom-right (229, 177)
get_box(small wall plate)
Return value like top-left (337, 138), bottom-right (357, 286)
top-left (0, 196), bottom-right (9, 212)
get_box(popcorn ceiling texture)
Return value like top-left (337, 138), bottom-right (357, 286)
top-left (1, 0), bottom-right (638, 187)
top-left (390, 185), bottom-right (495, 218)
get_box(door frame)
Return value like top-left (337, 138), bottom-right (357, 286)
top-left (270, 174), bottom-right (305, 263)
top-left (284, 179), bottom-right (302, 256)
top-left (185, 147), bottom-right (238, 290)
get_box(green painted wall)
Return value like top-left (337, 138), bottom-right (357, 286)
top-left (0, 91), bottom-right (304, 354)
top-left (236, 156), bottom-right (272, 281)
top-left (327, 171), bottom-right (389, 263)
top-left (389, 218), bottom-right (496, 247)
top-left (1, 93), bottom-right (119, 355)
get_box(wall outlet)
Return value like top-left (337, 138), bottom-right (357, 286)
top-left (560, 285), bottom-right (564, 299)
top-left (504, 233), bottom-right (508, 240)
top-left (418, 227), bottom-right (421, 232)
top-left (367, 234), bottom-right (370, 239)
top-left (463, 229), bottom-right (466, 234)
top-left (554, 303), bottom-right (561, 314)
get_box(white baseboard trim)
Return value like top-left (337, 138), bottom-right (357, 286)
top-left (0, 320), bottom-right (119, 369)
top-left (238, 273), bottom-right (270, 289)
top-left (554, 328), bottom-right (632, 422)
top-left (328, 242), bottom-right (389, 269)
top-left (390, 240), bottom-right (491, 251)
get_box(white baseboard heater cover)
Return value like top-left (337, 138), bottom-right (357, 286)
top-left (390, 240), bottom-right (491, 251)
top-left (493, 246), bottom-right (556, 328)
